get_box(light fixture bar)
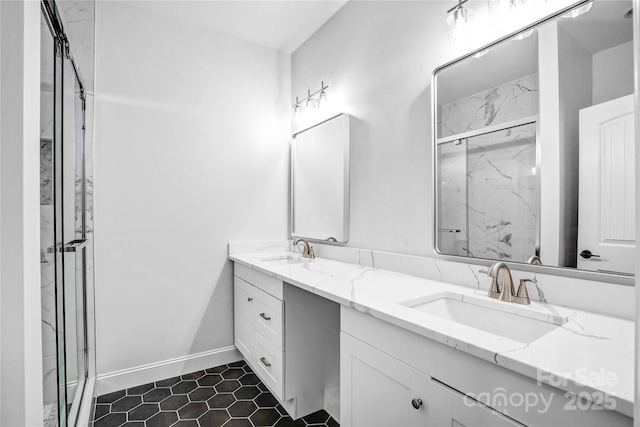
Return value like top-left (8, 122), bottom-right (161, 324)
top-left (446, 0), bottom-right (469, 15)
top-left (292, 81), bottom-right (329, 109)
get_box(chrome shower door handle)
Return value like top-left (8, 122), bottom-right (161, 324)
top-left (48, 239), bottom-right (89, 253)
top-left (62, 239), bottom-right (88, 252)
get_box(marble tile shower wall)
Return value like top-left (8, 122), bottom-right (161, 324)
top-left (229, 241), bottom-right (635, 320)
top-left (467, 124), bottom-right (537, 261)
top-left (438, 75), bottom-right (539, 263)
top-left (439, 73), bottom-right (539, 137)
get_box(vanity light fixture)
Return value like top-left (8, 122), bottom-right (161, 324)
top-left (291, 81), bottom-right (329, 120)
top-left (446, 0), bottom-right (474, 46)
top-left (561, 1), bottom-right (592, 18)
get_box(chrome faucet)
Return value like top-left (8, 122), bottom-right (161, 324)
top-left (480, 262), bottom-right (535, 305)
top-left (293, 238), bottom-right (315, 259)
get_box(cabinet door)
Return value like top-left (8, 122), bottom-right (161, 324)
top-left (341, 332), bottom-right (449, 427)
top-left (234, 277), bottom-right (255, 360)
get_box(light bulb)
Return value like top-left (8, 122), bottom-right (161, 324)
top-left (305, 90), bottom-right (317, 110)
top-left (306, 97), bottom-right (317, 110)
top-left (319, 90), bottom-right (327, 105)
top-left (562, 1), bottom-right (592, 18)
top-left (446, 3), bottom-right (473, 47)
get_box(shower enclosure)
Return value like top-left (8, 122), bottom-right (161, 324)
top-left (40, 1), bottom-right (94, 425)
top-left (436, 121), bottom-right (539, 263)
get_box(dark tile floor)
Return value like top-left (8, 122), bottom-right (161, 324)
top-left (90, 360), bottom-right (339, 427)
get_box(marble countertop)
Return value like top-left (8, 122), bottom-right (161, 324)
top-left (229, 251), bottom-right (634, 417)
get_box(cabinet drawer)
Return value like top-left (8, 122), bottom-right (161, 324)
top-left (235, 263), bottom-right (283, 299)
top-left (448, 385), bottom-right (523, 427)
top-left (254, 330), bottom-right (284, 400)
top-left (253, 284), bottom-right (283, 350)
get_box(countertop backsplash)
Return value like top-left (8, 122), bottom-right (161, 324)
top-left (228, 240), bottom-right (635, 320)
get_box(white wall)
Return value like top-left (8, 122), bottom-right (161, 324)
top-left (593, 40), bottom-right (634, 106)
top-left (292, 1), bottom-right (453, 256)
top-left (0, 0), bottom-right (44, 425)
top-left (538, 23), bottom-right (563, 268)
top-left (94, 2), bottom-right (290, 382)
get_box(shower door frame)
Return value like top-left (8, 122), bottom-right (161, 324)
top-left (41, 1), bottom-right (90, 425)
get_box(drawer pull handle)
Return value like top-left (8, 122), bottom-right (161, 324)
top-left (259, 313), bottom-right (271, 321)
top-left (260, 357), bottom-right (271, 367)
top-left (411, 399), bottom-right (423, 409)
top-left (247, 297), bottom-right (253, 302)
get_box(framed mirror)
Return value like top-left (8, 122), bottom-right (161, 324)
top-left (292, 113), bottom-right (350, 243)
top-left (433, 0), bottom-right (635, 279)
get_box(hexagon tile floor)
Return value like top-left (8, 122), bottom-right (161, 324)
top-left (89, 360), bottom-right (339, 427)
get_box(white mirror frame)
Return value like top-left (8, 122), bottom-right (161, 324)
top-left (431, 0), bottom-right (634, 286)
top-left (291, 113), bottom-right (351, 244)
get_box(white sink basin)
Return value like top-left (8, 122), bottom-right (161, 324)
top-left (258, 255), bottom-right (307, 266)
top-left (401, 292), bottom-right (567, 344)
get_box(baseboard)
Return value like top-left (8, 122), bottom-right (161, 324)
top-left (324, 385), bottom-right (340, 423)
top-left (95, 346), bottom-right (242, 396)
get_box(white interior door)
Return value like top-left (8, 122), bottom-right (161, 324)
top-left (577, 94), bottom-right (635, 274)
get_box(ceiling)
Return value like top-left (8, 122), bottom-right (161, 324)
top-left (560, 0), bottom-right (633, 54)
top-left (124, 0), bottom-right (348, 53)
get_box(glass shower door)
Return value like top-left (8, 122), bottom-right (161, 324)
top-left (61, 55), bottom-right (88, 426)
top-left (41, 9), bottom-right (60, 426)
top-left (52, 21), bottom-right (67, 427)
top-left (41, 3), bottom-right (89, 425)
top-left (436, 122), bottom-right (539, 262)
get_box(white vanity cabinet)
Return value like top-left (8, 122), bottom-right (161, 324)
top-left (233, 263), bottom-right (340, 420)
top-left (341, 333), bottom-right (519, 427)
top-left (341, 332), bottom-right (447, 426)
top-left (234, 273), bottom-right (284, 398)
top-left (341, 307), bottom-right (632, 427)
